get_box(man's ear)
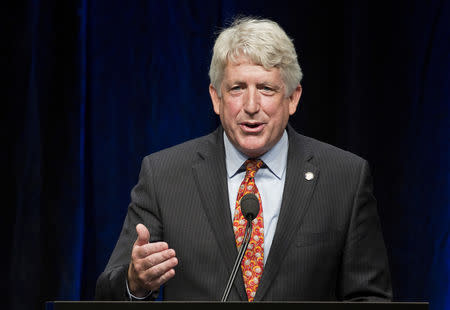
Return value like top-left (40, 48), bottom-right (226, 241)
top-left (288, 85), bottom-right (302, 115)
top-left (209, 84), bottom-right (221, 115)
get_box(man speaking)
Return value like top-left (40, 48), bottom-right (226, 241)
top-left (95, 17), bottom-right (392, 302)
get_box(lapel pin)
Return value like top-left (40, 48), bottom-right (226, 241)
top-left (305, 172), bottom-right (314, 180)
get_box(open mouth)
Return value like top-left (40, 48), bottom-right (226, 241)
top-left (245, 123), bottom-right (260, 128)
top-left (240, 122), bottom-right (265, 132)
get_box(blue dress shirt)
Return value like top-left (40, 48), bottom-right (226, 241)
top-left (223, 130), bottom-right (288, 265)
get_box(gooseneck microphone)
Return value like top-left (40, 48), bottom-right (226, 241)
top-left (221, 193), bottom-right (260, 302)
top-left (240, 193), bottom-right (260, 222)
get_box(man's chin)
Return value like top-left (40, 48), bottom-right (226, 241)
top-left (237, 144), bottom-right (268, 158)
top-left (228, 134), bottom-right (269, 157)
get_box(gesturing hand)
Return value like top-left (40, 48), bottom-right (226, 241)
top-left (127, 224), bottom-right (178, 297)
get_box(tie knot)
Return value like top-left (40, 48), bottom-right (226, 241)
top-left (244, 159), bottom-right (263, 177)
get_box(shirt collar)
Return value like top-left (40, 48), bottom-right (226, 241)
top-left (223, 130), bottom-right (288, 180)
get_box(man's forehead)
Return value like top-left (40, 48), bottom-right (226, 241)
top-left (223, 61), bottom-right (281, 81)
top-left (226, 56), bottom-right (273, 70)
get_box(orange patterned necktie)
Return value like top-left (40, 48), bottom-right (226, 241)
top-left (233, 159), bottom-right (264, 301)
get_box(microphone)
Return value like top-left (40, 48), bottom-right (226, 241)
top-left (240, 193), bottom-right (260, 222)
top-left (221, 193), bottom-right (260, 302)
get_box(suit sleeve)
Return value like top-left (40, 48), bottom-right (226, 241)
top-left (95, 156), bottom-right (163, 300)
top-left (337, 160), bottom-right (393, 301)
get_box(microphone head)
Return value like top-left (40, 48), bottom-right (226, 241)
top-left (240, 193), bottom-right (260, 222)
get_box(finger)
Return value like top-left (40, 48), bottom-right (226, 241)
top-left (139, 248), bottom-right (176, 270)
top-left (146, 269), bottom-right (176, 291)
top-left (133, 241), bottom-right (169, 260)
top-left (134, 224), bottom-right (150, 247)
top-left (142, 256), bottom-right (178, 284)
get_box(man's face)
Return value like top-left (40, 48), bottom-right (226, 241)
top-left (209, 57), bottom-right (302, 158)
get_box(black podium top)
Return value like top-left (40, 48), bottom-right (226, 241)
top-left (46, 301), bottom-right (429, 310)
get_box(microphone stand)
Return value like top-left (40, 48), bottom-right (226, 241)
top-left (221, 220), bottom-right (253, 302)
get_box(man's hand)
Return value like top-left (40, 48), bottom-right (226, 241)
top-left (127, 224), bottom-right (178, 297)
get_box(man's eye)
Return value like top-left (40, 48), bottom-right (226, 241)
top-left (261, 86), bottom-right (275, 93)
top-left (230, 86), bottom-right (242, 91)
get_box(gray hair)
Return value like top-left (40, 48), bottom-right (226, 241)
top-left (209, 17), bottom-right (303, 97)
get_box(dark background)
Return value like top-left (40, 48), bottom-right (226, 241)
top-left (4, 1), bottom-right (449, 310)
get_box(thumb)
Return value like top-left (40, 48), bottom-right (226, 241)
top-left (135, 223), bottom-right (150, 246)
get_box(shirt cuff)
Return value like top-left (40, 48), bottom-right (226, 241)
top-left (125, 278), bottom-right (153, 301)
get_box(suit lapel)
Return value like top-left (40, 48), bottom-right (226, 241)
top-left (192, 127), bottom-right (247, 301)
top-left (255, 126), bottom-right (319, 301)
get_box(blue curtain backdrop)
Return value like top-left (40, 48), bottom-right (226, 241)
top-left (5, 1), bottom-right (449, 309)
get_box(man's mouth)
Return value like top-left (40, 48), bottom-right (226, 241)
top-left (239, 122), bottom-right (265, 133)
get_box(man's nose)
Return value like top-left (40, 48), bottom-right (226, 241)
top-left (243, 88), bottom-right (260, 114)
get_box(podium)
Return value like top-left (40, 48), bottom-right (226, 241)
top-left (46, 301), bottom-right (429, 310)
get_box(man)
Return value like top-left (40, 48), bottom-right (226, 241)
top-left (96, 17), bottom-right (392, 302)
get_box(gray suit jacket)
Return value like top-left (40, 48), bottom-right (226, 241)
top-left (95, 125), bottom-right (392, 301)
